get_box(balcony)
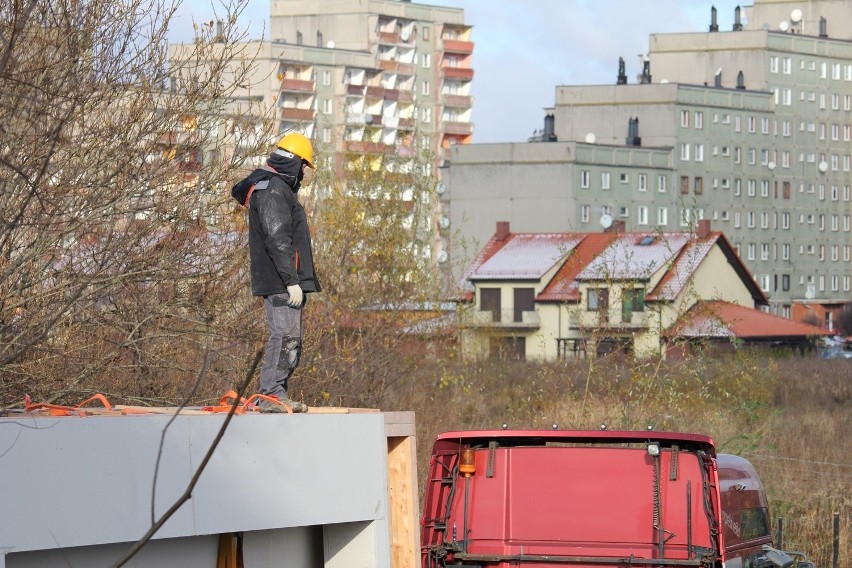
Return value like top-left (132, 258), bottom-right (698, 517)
top-left (346, 84), bottom-right (366, 97)
top-left (441, 94), bottom-right (473, 108)
top-left (398, 117), bottom-right (414, 130)
top-left (459, 308), bottom-right (541, 330)
top-left (366, 86), bottom-right (386, 99)
top-left (281, 107), bottom-right (315, 121)
top-left (442, 39), bottom-right (474, 55)
top-left (442, 67), bottom-right (474, 81)
top-left (280, 78), bottom-right (315, 93)
top-left (378, 31), bottom-right (400, 45)
top-left (378, 59), bottom-right (398, 73)
top-left (442, 121), bottom-right (473, 136)
top-left (384, 89), bottom-right (399, 101)
top-left (397, 91), bottom-right (413, 103)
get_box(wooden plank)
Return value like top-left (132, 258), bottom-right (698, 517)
top-left (387, 434), bottom-right (419, 568)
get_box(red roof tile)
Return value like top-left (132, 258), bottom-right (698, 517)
top-left (671, 300), bottom-right (830, 339)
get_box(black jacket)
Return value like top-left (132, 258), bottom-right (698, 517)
top-left (231, 153), bottom-right (321, 297)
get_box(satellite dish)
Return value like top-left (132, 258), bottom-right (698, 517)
top-left (805, 284), bottom-right (815, 299)
top-left (585, 132), bottom-right (597, 144)
top-left (437, 251), bottom-right (448, 264)
top-left (326, 40), bottom-right (335, 48)
top-left (439, 216), bottom-right (450, 229)
top-left (660, 78), bottom-right (669, 84)
top-left (436, 182), bottom-right (445, 194)
top-left (767, 161), bottom-right (776, 170)
top-left (400, 28), bottom-right (410, 41)
top-left (791, 9), bottom-right (803, 23)
top-left (818, 161), bottom-right (829, 173)
top-left (600, 213), bottom-right (613, 229)
top-left (779, 20), bottom-right (790, 32)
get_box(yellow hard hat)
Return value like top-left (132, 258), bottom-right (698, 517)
top-left (276, 132), bottom-right (315, 168)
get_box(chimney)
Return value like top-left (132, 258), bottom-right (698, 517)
top-left (714, 69), bottom-right (723, 87)
top-left (617, 57), bottom-right (627, 85)
top-left (736, 70), bottom-right (746, 89)
top-left (733, 6), bottom-right (743, 31)
top-left (495, 221), bottom-right (510, 241)
top-left (819, 16), bottom-right (828, 38)
top-left (543, 114), bottom-right (557, 142)
top-left (626, 117), bottom-right (641, 146)
top-left (697, 219), bottom-right (711, 238)
top-left (605, 220), bottom-right (626, 233)
top-left (709, 6), bottom-right (719, 32)
top-left (641, 59), bottom-right (652, 84)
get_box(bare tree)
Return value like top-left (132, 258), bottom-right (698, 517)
top-left (0, 0), bottom-right (269, 406)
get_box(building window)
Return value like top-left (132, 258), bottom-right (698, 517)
top-left (680, 176), bottom-right (689, 194)
top-left (601, 171), bottom-right (610, 189)
top-left (680, 143), bottom-right (690, 161)
top-left (622, 289), bottom-right (645, 323)
top-left (619, 172), bottom-right (629, 184)
top-left (322, 98), bottom-right (333, 113)
top-left (694, 177), bottom-right (704, 195)
top-left (782, 243), bottom-right (790, 260)
top-left (322, 70), bottom-right (331, 86)
top-left (680, 110), bottom-right (689, 127)
top-left (513, 288), bottom-right (535, 323)
top-left (421, 80), bottom-right (430, 95)
top-left (747, 243), bottom-right (755, 260)
top-left (422, 26), bottom-right (430, 40)
top-left (587, 288), bottom-right (609, 311)
top-left (480, 288), bottom-right (501, 322)
top-left (580, 170), bottom-right (590, 188)
top-left (637, 206), bottom-right (649, 225)
top-left (657, 207), bottom-right (668, 226)
top-left (694, 144), bottom-right (704, 161)
top-left (638, 173), bottom-right (647, 192)
top-left (761, 243), bottom-right (769, 260)
top-left (747, 211), bottom-right (755, 228)
top-left (694, 111), bottom-right (703, 129)
top-left (422, 53), bottom-right (431, 68)
top-left (580, 204), bottom-right (590, 223)
top-left (658, 175), bottom-right (667, 192)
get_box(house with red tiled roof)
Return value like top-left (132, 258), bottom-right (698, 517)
top-left (458, 220), bottom-right (827, 360)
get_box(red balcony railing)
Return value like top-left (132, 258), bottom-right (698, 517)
top-left (281, 107), bottom-right (315, 121)
top-left (442, 39), bottom-right (474, 55)
top-left (441, 94), bottom-right (473, 108)
top-left (442, 121), bottom-right (473, 136)
top-left (442, 67), bottom-right (474, 81)
top-left (280, 78), bottom-right (315, 93)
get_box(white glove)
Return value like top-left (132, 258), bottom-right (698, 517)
top-left (286, 284), bottom-right (303, 307)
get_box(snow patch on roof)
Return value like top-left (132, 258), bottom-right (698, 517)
top-left (470, 234), bottom-right (581, 280)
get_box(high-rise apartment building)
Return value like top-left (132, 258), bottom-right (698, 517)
top-left (444, 0), bottom-right (850, 326)
top-left (267, 0), bottom-right (474, 167)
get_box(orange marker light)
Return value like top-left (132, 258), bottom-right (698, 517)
top-left (460, 448), bottom-right (476, 477)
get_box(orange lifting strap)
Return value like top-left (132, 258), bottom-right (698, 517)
top-left (201, 390), bottom-right (294, 414)
top-left (24, 393), bottom-right (113, 416)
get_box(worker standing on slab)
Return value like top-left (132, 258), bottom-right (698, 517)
top-left (231, 132), bottom-right (321, 413)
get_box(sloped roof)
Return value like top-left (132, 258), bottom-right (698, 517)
top-left (577, 232), bottom-right (691, 282)
top-left (671, 300), bottom-right (831, 339)
top-left (537, 233), bottom-right (617, 301)
top-left (468, 233), bottom-right (580, 281)
top-left (459, 225), bottom-right (768, 308)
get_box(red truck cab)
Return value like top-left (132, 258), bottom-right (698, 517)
top-left (421, 430), bottom-right (811, 568)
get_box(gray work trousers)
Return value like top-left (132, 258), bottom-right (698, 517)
top-left (258, 292), bottom-right (305, 399)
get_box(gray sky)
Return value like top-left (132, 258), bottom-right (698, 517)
top-left (172, 1), bottom-right (749, 143)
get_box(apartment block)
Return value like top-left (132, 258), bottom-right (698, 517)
top-left (444, 0), bottom-right (850, 325)
top-left (268, 0), bottom-right (474, 167)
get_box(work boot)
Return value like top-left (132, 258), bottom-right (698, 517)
top-left (258, 397), bottom-right (307, 413)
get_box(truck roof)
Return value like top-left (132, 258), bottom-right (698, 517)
top-left (433, 429), bottom-right (717, 457)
